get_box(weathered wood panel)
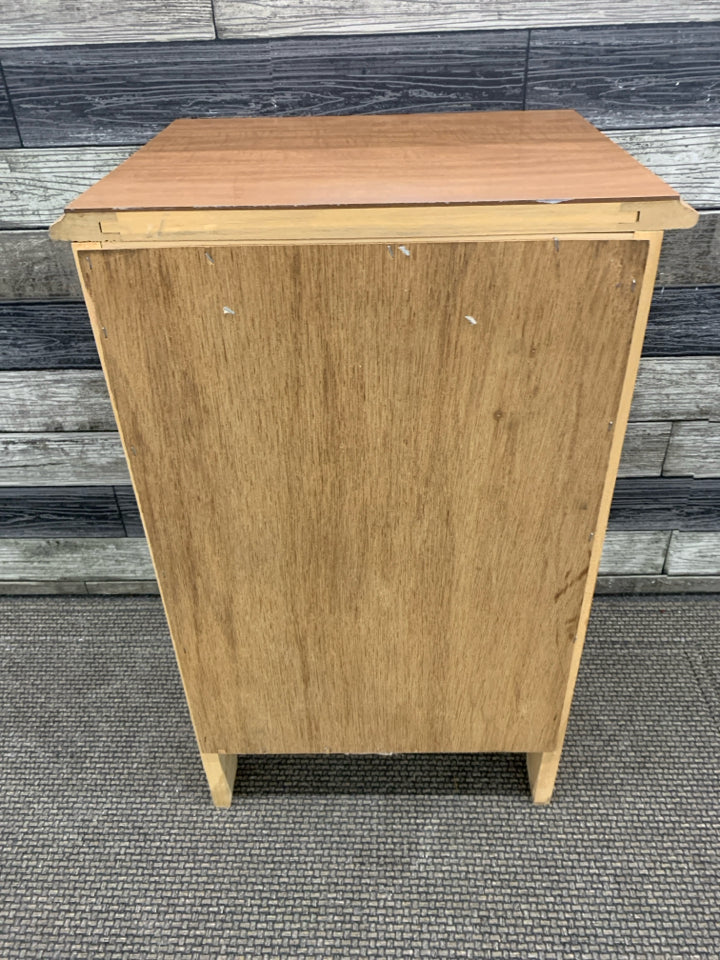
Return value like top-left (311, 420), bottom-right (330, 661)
top-left (657, 213), bottom-right (720, 287)
top-left (0, 231), bottom-right (81, 299)
top-left (0, 371), bottom-right (114, 431)
top-left (115, 485), bottom-right (144, 536)
top-left (0, 580), bottom-right (90, 594)
top-left (0, 75), bottom-right (20, 148)
top-left (598, 530), bottom-right (670, 575)
top-left (644, 286), bottom-right (720, 357)
top-left (595, 574), bottom-right (720, 594)
top-left (527, 24), bottom-right (720, 128)
top-left (267, 31), bottom-right (527, 118)
top-left (664, 421), bottom-right (720, 479)
top-left (0, 33), bottom-right (527, 146)
top-left (609, 478), bottom-right (720, 531)
top-left (607, 128), bottom-right (720, 210)
top-left (0, 486), bottom-right (123, 537)
top-left (0, 537), bottom-right (153, 580)
top-left (0, 300), bottom-right (98, 369)
top-left (665, 532), bottom-right (720, 575)
top-left (0, 433), bottom-right (129, 486)
top-left (85, 579), bottom-right (159, 594)
top-left (214, 1), bottom-right (720, 37)
top-left (0, 148), bottom-right (135, 228)
top-left (1, 41), bottom-right (273, 147)
top-left (618, 421), bottom-right (671, 478)
top-left (630, 358), bottom-right (720, 421)
top-left (0, 0), bottom-right (214, 47)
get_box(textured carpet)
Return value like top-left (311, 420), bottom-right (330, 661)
top-left (0, 595), bottom-right (718, 959)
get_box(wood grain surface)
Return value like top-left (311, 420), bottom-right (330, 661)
top-left (0, 486), bottom-right (123, 537)
top-left (0, 33), bottom-right (525, 147)
top-left (63, 112), bottom-right (678, 213)
top-left (79, 237), bottom-right (647, 754)
top-left (644, 286), bottom-right (720, 357)
top-left (664, 422), bottom-right (720, 479)
top-left (657, 213), bottom-right (720, 286)
top-left (115, 485), bottom-right (144, 536)
top-left (0, 78), bottom-right (20, 148)
top-left (599, 531), bottom-right (670, 575)
top-left (607, 128), bottom-right (720, 209)
top-left (618, 422), bottom-right (672, 478)
top-left (0, 371), bottom-right (114, 431)
top-left (214, 1), bottom-right (720, 37)
top-left (527, 24), bottom-right (720, 128)
top-left (0, 433), bottom-right (129, 486)
top-left (0, 301), bottom-right (98, 369)
top-left (0, 537), bottom-right (153, 580)
top-left (0, 148), bottom-right (135, 228)
top-left (665, 532), bottom-right (720, 575)
top-left (630, 358), bottom-right (720, 421)
top-left (0, 231), bottom-right (81, 299)
top-left (0, 0), bottom-right (214, 47)
top-left (609, 479), bottom-right (720, 531)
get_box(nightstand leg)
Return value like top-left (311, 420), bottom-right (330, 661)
top-left (201, 752), bottom-right (237, 808)
top-left (526, 749), bottom-right (561, 804)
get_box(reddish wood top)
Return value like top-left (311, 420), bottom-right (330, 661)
top-left (66, 110), bottom-right (679, 212)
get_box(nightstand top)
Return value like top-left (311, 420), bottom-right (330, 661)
top-left (66, 110), bottom-right (678, 212)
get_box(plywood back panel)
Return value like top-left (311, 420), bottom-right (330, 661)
top-left (78, 238), bottom-right (648, 754)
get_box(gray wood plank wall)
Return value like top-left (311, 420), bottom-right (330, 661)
top-left (0, 12), bottom-right (718, 592)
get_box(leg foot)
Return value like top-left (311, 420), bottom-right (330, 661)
top-left (201, 752), bottom-right (237, 808)
top-left (526, 749), bottom-right (561, 804)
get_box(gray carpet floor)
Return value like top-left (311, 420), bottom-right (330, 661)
top-left (0, 595), bottom-right (718, 959)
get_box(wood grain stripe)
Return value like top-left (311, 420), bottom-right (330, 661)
top-left (629, 358), bottom-right (720, 420)
top-left (644, 286), bottom-right (720, 358)
top-left (0, 433), bottom-right (129, 485)
top-left (0, 371), bottom-right (114, 431)
top-left (0, 231), bottom-right (81, 299)
top-left (0, 300), bottom-right (98, 369)
top-left (599, 530), bottom-right (670, 575)
top-left (0, 486), bottom-right (123, 537)
top-left (665, 532), bottom-right (720, 575)
top-left (214, 2), bottom-right (720, 37)
top-left (609, 478), bottom-right (720, 531)
top-left (527, 24), bottom-right (720, 128)
top-left (664, 422), bottom-right (720, 479)
top-left (0, 0), bottom-right (215, 47)
top-left (0, 537), bottom-right (154, 580)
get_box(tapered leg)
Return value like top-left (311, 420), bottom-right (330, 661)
top-left (526, 749), bottom-right (561, 804)
top-left (201, 752), bottom-right (238, 808)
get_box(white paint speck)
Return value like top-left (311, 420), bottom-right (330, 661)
top-left (399, 245), bottom-right (411, 256)
top-left (223, 306), bottom-right (235, 315)
top-left (465, 315), bottom-right (477, 325)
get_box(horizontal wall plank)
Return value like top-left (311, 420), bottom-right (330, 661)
top-left (4, 216), bottom-right (718, 303)
top-left (266, 31), bottom-right (527, 118)
top-left (665, 532), bottom-right (720, 575)
top-left (527, 24), bottom-right (720, 128)
top-left (0, 301), bottom-right (98, 369)
top-left (0, 433), bottom-right (129, 486)
top-left (598, 530), bottom-right (670, 576)
top-left (0, 147), bottom-right (134, 228)
top-left (85, 579), bottom-right (159, 594)
top-left (609, 478), bottom-right (720, 531)
top-left (0, 537), bottom-right (153, 580)
top-left (607, 128), bottom-right (720, 210)
top-left (0, 0), bottom-right (214, 47)
top-left (664, 421), bottom-right (720, 478)
top-left (657, 213), bottom-right (720, 287)
top-left (115, 485), bottom-right (144, 536)
top-left (644, 286), bottom-right (720, 357)
top-left (0, 486), bottom-right (123, 537)
top-left (215, 2), bottom-right (720, 37)
top-left (630, 358), bottom-right (720, 421)
top-left (595, 574), bottom-right (720, 594)
top-left (0, 579), bottom-right (90, 594)
top-left (0, 73), bottom-right (20, 147)
top-left (0, 371), bottom-right (115, 431)
top-left (0, 33), bottom-right (527, 146)
top-left (0, 231), bottom-right (80, 299)
top-left (618, 421), bottom-right (671, 478)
